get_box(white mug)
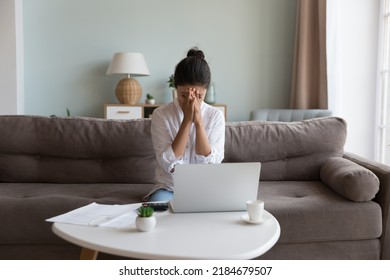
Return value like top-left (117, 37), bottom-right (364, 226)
top-left (246, 200), bottom-right (264, 222)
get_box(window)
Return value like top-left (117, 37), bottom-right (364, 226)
top-left (376, 0), bottom-right (390, 163)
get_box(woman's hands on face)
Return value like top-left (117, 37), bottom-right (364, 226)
top-left (177, 86), bottom-right (205, 124)
top-left (189, 88), bottom-right (202, 125)
top-left (172, 86), bottom-right (208, 159)
top-left (181, 88), bottom-right (195, 123)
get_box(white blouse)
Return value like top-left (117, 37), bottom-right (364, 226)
top-left (149, 99), bottom-right (225, 194)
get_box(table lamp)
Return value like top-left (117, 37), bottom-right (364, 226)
top-left (106, 52), bottom-right (150, 104)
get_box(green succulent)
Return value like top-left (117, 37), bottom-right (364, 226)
top-left (137, 204), bottom-right (154, 217)
top-left (167, 74), bottom-right (175, 88)
top-left (146, 93), bottom-right (154, 99)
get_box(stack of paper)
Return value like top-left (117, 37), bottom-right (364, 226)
top-left (46, 202), bottom-right (141, 228)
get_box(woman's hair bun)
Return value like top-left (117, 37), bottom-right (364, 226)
top-left (174, 47), bottom-right (211, 88)
top-left (187, 48), bottom-right (205, 60)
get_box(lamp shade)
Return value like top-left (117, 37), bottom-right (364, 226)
top-left (106, 52), bottom-right (150, 76)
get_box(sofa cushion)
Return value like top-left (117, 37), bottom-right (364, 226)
top-left (0, 116), bottom-right (156, 183)
top-left (259, 181), bottom-right (382, 243)
top-left (260, 240), bottom-right (381, 260)
top-left (0, 183), bottom-right (155, 245)
top-left (224, 117), bottom-right (347, 180)
top-left (320, 157), bottom-right (380, 202)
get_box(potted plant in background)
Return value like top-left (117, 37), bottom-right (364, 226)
top-left (145, 93), bottom-right (155, 104)
top-left (135, 204), bottom-right (156, 232)
top-left (167, 74), bottom-right (177, 100)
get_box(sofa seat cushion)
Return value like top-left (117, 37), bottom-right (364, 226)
top-left (0, 183), bottom-right (155, 245)
top-left (259, 181), bottom-right (382, 243)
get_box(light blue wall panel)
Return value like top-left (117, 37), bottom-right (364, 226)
top-left (23, 0), bottom-right (296, 121)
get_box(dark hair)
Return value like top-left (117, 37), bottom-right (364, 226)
top-left (174, 48), bottom-right (211, 88)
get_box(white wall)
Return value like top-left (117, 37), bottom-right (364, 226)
top-left (0, 0), bottom-right (24, 114)
top-left (22, 0), bottom-right (296, 121)
top-left (333, 0), bottom-right (380, 159)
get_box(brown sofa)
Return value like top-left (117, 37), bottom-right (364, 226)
top-left (0, 115), bottom-right (388, 259)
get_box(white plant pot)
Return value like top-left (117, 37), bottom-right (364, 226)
top-left (135, 215), bottom-right (156, 232)
top-left (145, 99), bottom-right (155, 105)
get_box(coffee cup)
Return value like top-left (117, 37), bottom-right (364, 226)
top-left (246, 200), bottom-right (264, 222)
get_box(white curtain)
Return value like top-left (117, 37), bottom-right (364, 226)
top-left (326, 0), bottom-right (342, 116)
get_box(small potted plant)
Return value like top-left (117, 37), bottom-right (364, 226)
top-left (167, 74), bottom-right (175, 88)
top-left (167, 74), bottom-right (177, 100)
top-left (145, 93), bottom-right (155, 105)
top-left (135, 203), bottom-right (156, 232)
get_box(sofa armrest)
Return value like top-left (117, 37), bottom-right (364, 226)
top-left (343, 152), bottom-right (390, 259)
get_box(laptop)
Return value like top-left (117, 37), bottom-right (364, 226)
top-left (170, 162), bottom-right (261, 213)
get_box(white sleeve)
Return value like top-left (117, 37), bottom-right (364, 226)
top-left (195, 109), bottom-right (225, 164)
top-left (151, 109), bottom-right (184, 173)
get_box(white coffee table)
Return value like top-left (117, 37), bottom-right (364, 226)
top-left (52, 210), bottom-right (280, 260)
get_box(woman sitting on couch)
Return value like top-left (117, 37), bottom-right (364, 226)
top-left (147, 48), bottom-right (225, 202)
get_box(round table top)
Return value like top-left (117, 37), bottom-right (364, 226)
top-left (53, 210), bottom-right (280, 260)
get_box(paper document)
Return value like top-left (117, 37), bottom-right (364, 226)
top-left (46, 202), bottom-right (141, 228)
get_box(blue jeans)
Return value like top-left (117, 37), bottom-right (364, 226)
top-left (149, 189), bottom-right (174, 202)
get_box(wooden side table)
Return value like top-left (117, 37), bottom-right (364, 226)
top-left (104, 104), bottom-right (161, 119)
top-left (104, 103), bottom-right (227, 120)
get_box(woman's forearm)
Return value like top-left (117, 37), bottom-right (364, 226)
top-left (171, 119), bottom-right (192, 158)
top-left (194, 122), bottom-right (211, 157)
